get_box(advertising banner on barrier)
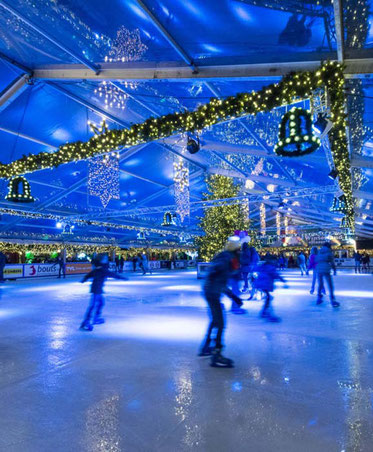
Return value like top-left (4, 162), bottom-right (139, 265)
top-left (149, 261), bottom-right (161, 269)
top-left (4, 265), bottom-right (23, 279)
top-left (66, 263), bottom-right (92, 275)
top-left (24, 263), bottom-right (59, 277)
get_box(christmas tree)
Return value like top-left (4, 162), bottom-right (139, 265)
top-left (196, 175), bottom-right (255, 261)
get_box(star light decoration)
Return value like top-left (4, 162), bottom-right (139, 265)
top-left (94, 82), bottom-right (128, 110)
top-left (88, 121), bottom-right (120, 208)
top-left (173, 157), bottom-right (190, 222)
top-left (105, 26), bottom-right (147, 63)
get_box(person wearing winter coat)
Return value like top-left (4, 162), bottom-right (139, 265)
top-left (80, 255), bottom-right (128, 331)
top-left (199, 237), bottom-right (243, 368)
top-left (307, 247), bottom-right (318, 294)
top-left (316, 242), bottom-right (339, 307)
top-left (254, 254), bottom-right (288, 322)
top-left (354, 251), bottom-right (362, 273)
top-left (141, 253), bottom-right (152, 275)
top-left (240, 242), bottom-right (252, 293)
top-left (297, 252), bottom-right (307, 275)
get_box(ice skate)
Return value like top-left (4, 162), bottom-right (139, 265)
top-left (316, 297), bottom-right (323, 305)
top-left (231, 307), bottom-right (246, 315)
top-left (267, 314), bottom-right (281, 323)
top-left (79, 322), bottom-right (93, 331)
top-left (93, 317), bottom-right (105, 325)
top-left (198, 345), bottom-right (213, 357)
top-left (259, 308), bottom-right (270, 318)
top-left (310, 290), bottom-right (314, 295)
top-left (210, 349), bottom-right (234, 368)
top-left (331, 300), bottom-right (340, 308)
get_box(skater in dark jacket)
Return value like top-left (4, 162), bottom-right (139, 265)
top-left (199, 237), bottom-right (243, 368)
top-left (254, 254), bottom-right (288, 322)
top-left (80, 255), bottom-right (128, 331)
top-left (316, 242), bottom-right (339, 307)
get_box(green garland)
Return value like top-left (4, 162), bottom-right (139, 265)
top-left (0, 61), bottom-right (353, 230)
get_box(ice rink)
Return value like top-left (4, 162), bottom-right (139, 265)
top-left (0, 269), bottom-right (372, 451)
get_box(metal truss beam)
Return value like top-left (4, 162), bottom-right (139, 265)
top-left (0, 74), bottom-right (30, 112)
top-left (32, 59), bottom-right (373, 81)
top-left (0, 126), bottom-right (58, 149)
top-left (354, 190), bottom-right (373, 201)
top-left (333, 0), bottom-right (344, 62)
top-left (135, 0), bottom-right (197, 72)
top-left (0, 51), bottom-right (32, 75)
top-left (68, 185), bottom-right (337, 220)
top-left (351, 154), bottom-right (373, 169)
top-left (0, 1), bottom-right (99, 73)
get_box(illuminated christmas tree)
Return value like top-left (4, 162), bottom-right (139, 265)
top-left (197, 175), bottom-right (256, 261)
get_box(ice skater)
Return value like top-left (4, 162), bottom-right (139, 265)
top-left (80, 255), bottom-right (128, 331)
top-left (307, 246), bottom-right (318, 294)
top-left (316, 242), bottom-right (340, 308)
top-left (297, 251), bottom-right (307, 276)
top-left (354, 251), bottom-right (362, 274)
top-left (57, 254), bottom-right (65, 279)
top-left (0, 251), bottom-right (6, 282)
top-left (199, 237), bottom-right (243, 368)
top-left (140, 253), bottom-right (152, 275)
top-left (254, 254), bottom-right (288, 322)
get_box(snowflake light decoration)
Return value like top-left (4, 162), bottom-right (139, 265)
top-left (105, 27), bottom-right (147, 62)
top-left (173, 157), bottom-right (190, 222)
top-left (88, 121), bottom-right (120, 208)
top-left (260, 203), bottom-right (266, 236)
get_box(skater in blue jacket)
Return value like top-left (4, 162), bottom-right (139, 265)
top-left (80, 255), bottom-right (128, 331)
top-left (254, 253), bottom-right (288, 322)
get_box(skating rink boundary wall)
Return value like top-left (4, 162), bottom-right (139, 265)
top-left (197, 258), bottom-right (358, 279)
top-left (3, 260), bottom-right (196, 279)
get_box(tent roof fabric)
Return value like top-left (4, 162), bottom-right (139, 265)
top-left (0, 0), bottom-right (372, 244)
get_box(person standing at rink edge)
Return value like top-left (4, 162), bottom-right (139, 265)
top-left (199, 237), bottom-right (243, 368)
top-left (316, 242), bottom-right (340, 308)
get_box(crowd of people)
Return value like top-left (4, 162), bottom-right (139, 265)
top-left (199, 238), bottom-right (342, 368)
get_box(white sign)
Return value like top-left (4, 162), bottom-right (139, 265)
top-left (24, 263), bottom-right (59, 277)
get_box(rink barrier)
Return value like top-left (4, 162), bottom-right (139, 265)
top-left (3, 260), bottom-right (195, 279)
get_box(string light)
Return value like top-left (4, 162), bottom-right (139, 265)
top-left (197, 175), bottom-right (258, 261)
top-left (260, 203), bottom-right (266, 236)
top-left (284, 215), bottom-right (289, 235)
top-left (94, 82), bottom-right (128, 110)
top-left (173, 157), bottom-right (190, 222)
top-left (104, 26), bottom-right (147, 63)
top-left (0, 62), bottom-right (353, 230)
top-left (276, 211), bottom-right (281, 236)
top-left (5, 176), bottom-right (35, 203)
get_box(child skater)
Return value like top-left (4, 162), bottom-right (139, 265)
top-left (80, 254), bottom-right (128, 331)
top-left (254, 253), bottom-right (288, 322)
top-left (199, 236), bottom-right (243, 368)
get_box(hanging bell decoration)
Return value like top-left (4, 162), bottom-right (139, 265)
top-left (330, 194), bottom-right (347, 213)
top-left (162, 211), bottom-right (175, 226)
top-left (341, 216), bottom-right (354, 230)
top-left (274, 107), bottom-right (321, 157)
top-left (5, 176), bottom-right (35, 203)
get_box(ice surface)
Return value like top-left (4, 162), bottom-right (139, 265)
top-left (0, 269), bottom-right (372, 451)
